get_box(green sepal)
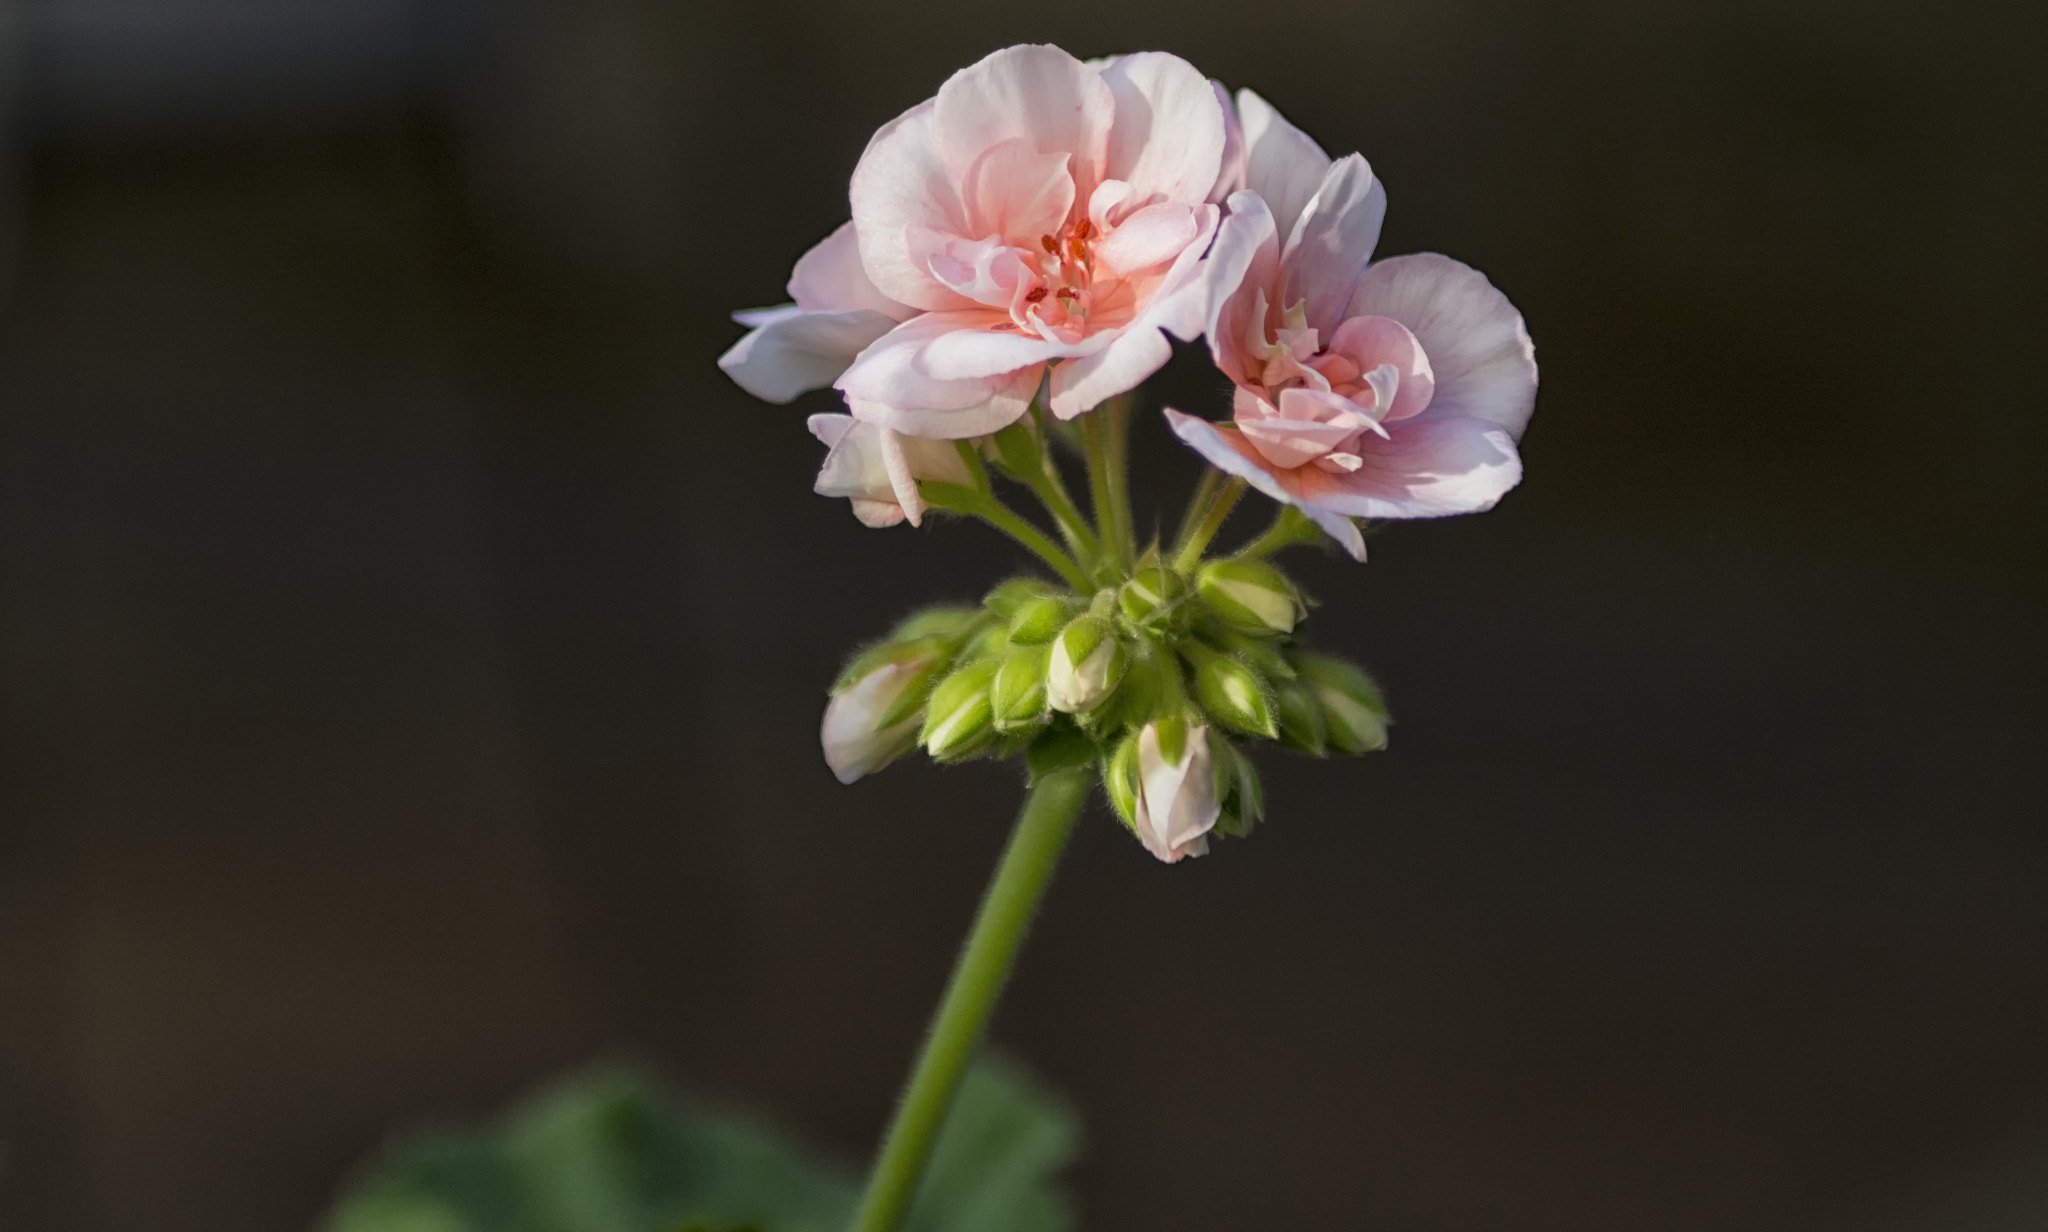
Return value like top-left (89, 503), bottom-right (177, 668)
top-left (1212, 739), bottom-right (1265, 838)
top-left (1026, 719), bottom-right (1098, 782)
top-left (891, 605), bottom-right (984, 643)
top-left (983, 577), bottom-right (1056, 618)
top-left (1180, 642), bottom-right (1277, 739)
top-left (921, 657), bottom-right (1002, 762)
top-left (1292, 652), bottom-right (1390, 753)
top-left (1101, 737), bottom-right (1141, 832)
top-left (1006, 595), bottom-right (1072, 646)
top-left (1195, 559), bottom-right (1305, 636)
top-left (1273, 676), bottom-right (1328, 756)
top-left (990, 419), bottom-right (1042, 479)
top-left (991, 645), bottom-right (1052, 734)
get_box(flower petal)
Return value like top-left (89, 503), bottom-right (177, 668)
top-left (719, 307), bottom-right (900, 403)
top-left (849, 100), bottom-right (976, 311)
top-left (1093, 201), bottom-right (1199, 276)
top-left (917, 317), bottom-right (1082, 382)
top-left (1047, 322), bottom-right (1171, 419)
top-left (1163, 409), bottom-right (1366, 559)
top-left (1236, 88), bottom-right (1330, 250)
top-left (846, 369), bottom-right (1040, 440)
top-left (1324, 314), bottom-right (1434, 421)
top-left (1207, 79), bottom-right (1246, 204)
top-left (1097, 51), bottom-right (1227, 210)
top-left (1203, 191), bottom-right (1280, 387)
top-left (789, 221), bottom-right (917, 320)
top-left (1282, 153), bottom-right (1385, 336)
top-left (1296, 416), bottom-right (1524, 519)
top-left (1344, 253), bottom-right (1538, 439)
top-left (933, 44), bottom-right (1113, 193)
top-left (962, 139), bottom-right (1075, 243)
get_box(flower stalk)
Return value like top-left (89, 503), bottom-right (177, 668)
top-left (847, 767), bottom-right (1093, 1232)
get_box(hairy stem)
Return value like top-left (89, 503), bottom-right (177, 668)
top-left (1102, 397), bottom-right (1137, 568)
top-left (1172, 477), bottom-right (1248, 572)
top-left (1171, 468), bottom-right (1224, 555)
top-left (1234, 504), bottom-right (1326, 560)
top-left (847, 768), bottom-right (1093, 1232)
top-left (920, 481), bottom-right (1093, 592)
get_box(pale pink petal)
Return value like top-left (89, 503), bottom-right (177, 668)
top-left (1281, 153), bottom-right (1385, 335)
top-left (1097, 52), bottom-right (1227, 210)
top-left (1046, 322), bottom-right (1171, 419)
top-left (849, 100), bottom-right (975, 311)
top-left (720, 307), bottom-right (899, 403)
top-left (1344, 254), bottom-right (1538, 439)
top-left (1135, 723), bottom-right (1218, 863)
top-left (1295, 417), bottom-right (1524, 519)
top-left (1202, 191), bottom-right (1280, 387)
top-left (1094, 202), bottom-right (1200, 276)
top-left (1163, 409), bottom-right (1366, 559)
top-left (1122, 202), bottom-right (1221, 343)
top-left (836, 310), bottom-right (1019, 414)
top-left (1206, 79), bottom-right (1246, 204)
top-left (877, 427), bottom-right (928, 526)
top-left (788, 221), bottom-right (917, 320)
top-left (962, 139), bottom-right (1075, 242)
top-left (913, 229), bottom-right (1031, 308)
top-left (917, 320), bottom-right (1083, 382)
top-left (811, 413), bottom-right (893, 503)
top-left (1325, 314), bottom-right (1434, 420)
top-left (1239, 414), bottom-right (1360, 470)
top-left (847, 367), bottom-right (1039, 440)
top-left (850, 498), bottom-right (907, 528)
top-left (933, 44), bottom-right (1113, 192)
top-left (1235, 88), bottom-right (1330, 249)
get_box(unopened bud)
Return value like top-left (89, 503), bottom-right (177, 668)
top-left (1118, 563), bottom-right (1186, 629)
top-left (1128, 716), bottom-right (1220, 863)
top-left (920, 657), bottom-right (1001, 761)
top-left (1183, 643), bottom-right (1277, 739)
top-left (983, 577), bottom-right (1054, 617)
top-left (1006, 595), bottom-right (1070, 645)
top-left (889, 605), bottom-right (983, 643)
top-left (1196, 560), bottom-right (1304, 637)
top-left (1047, 616), bottom-right (1125, 714)
top-left (991, 645), bottom-right (1051, 733)
top-left (822, 643), bottom-right (948, 784)
top-left (1292, 653), bottom-right (1390, 753)
top-left (1273, 677), bottom-right (1328, 756)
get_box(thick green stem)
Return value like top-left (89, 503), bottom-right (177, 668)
top-left (847, 768), bottom-right (1093, 1232)
top-left (1102, 398), bottom-right (1136, 568)
top-left (1235, 504), bottom-right (1326, 560)
top-left (920, 481), bottom-right (1093, 592)
top-left (1016, 459), bottom-right (1101, 569)
top-left (1172, 477), bottom-right (1247, 572)
top-left (953, 440), bottom-right (990, 495)
top-left (1171, 468), bottom-right (1224, 555)
top-left (1081, 411), bottom-right (1125, 577)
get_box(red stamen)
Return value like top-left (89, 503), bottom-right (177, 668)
top-left (1024, 287), bottom-right (1047, 302)
top-left (1040, 235), bottom-right (1059, 255)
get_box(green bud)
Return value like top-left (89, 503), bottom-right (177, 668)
top-left (920, 657), bottom-right (1001, 761)
top-left (1102, 734), bottom-right (1141, 831)
top-left (990, 645), bottom-right (1051, 733)
top-left (1118, 563), bottom-right (1186, 628)
top-left (1006, 595), bottom-right (1070, 645)
top-left (1273, 676), bottom-right (1328, 756)
top-left (1292, 653), bottom-right (1390, 753)
top-left (1182, 643), bottom-right (1277, 739)
top-left (1196, 560), bottom-right (1305, 637)
top-left (962, 621), bottom-right (1010, 662)
top-left (1046, 615), bottom-right (1125, 714)
top-left (983, 577), bottom-right (1055, 617)
top-left (1211, 738), bottom-right (1265, 838)
top-left (890, 605), bottom-right (983, 642)
top-left (1201, 626), bottom-right (1295, 681)
top-left (832, 636), bottom-right (952, 729)
top-left (989, 419), bottom-right (1042, 478)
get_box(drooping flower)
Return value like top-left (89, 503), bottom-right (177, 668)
top-left (719, 223), bottom-right (919, 403)
top-left (821, 644), bottom-right (947, 784)
top-left (1167, 92), bottom-right (1537, 559)
top-left (835, 44), bottom-right (1242, 439)
top-left (807, 413), bottom-right (972, 527)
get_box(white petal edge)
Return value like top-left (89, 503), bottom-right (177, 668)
top-left (720, 307), bottom-right (900, 403)
top-left (1343, 253), bottom-right (1537, 440)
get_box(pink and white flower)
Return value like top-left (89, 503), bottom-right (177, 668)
top-left (1133, 722), bottom-right (1220, 863)
top-left (1167, 92), bottom-right (1538, 559)
top-left (719, 222), bottom-right (918, 403)
top-left (835, 44), bottom-right (1243, 439)
top-left (807, 413), bottom-right (972, 528)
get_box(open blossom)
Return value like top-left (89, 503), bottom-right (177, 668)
top-left (1167, 92), bottom-right (1537, 559)
top-left (807, 413), bottom-right (972, 528)
top-left (719, 222), bottom-right (918, 403)
top-left (835, 44), bottom-right (1244, 439)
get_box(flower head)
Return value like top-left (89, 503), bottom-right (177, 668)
top-left (835, 44), bottom-right (1243, 438)
top-left (807, 413), bottom-right (973, 527)
top-left (1167, 92), bottom-right (1538, 559)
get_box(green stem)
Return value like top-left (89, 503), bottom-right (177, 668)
top-left (953, 440), bottom-right (990, 495)
top-left (1013, 437), bottom-right (1101, 569)
top-left (847, 768), bottom-right (1093, 1232)
top-left (1234, 504), bottom-right (1326, 560)
top-left (1081, 411), bottom-right (1124, 577)
top-left (1102, 397), bottom-right (1136, 568)
top-left (1171, 468), bottom-right (1224, 555)
top-left (1172, 477), bottom-right (1247, 572)
top-left (920, 481), bottom-right (1093, 592)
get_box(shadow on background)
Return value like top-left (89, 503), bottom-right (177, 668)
top-left (0, 2), bottom-right (2044, 1230)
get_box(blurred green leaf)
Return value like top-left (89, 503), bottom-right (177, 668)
top-left (323, 1056), bottom-right (1077, 1232)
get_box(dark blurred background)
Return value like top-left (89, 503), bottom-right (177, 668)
top-left (1, 1), bottom-right (2044, 1229)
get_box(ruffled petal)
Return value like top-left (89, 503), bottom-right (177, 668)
top-left (1235, 88), bottom-right (1330, 250)
top-left (1202, 191), bottom-right (1280, 387)
top-left (846, 368), bottom-right (1040, 440)
top-left (1093, 201), bottom-right (1199, 276)
top-left (1344, 254), bottom-right (1538, 439)
top-left (961, 139), bottom-right (1074, 243)
top-left (849, 100), bottom-right (975, 311)
top-left (836, 310), bottom-right (1018, 412)
top-left (1206, 79), bottom-right (1246, 204)
top-left (1324, 314), bottom-right (1434, 421)
top-left (933, 44), bottom-right (1114, 193)
top-left (1294, 416), bottom-right (1524, 519)
top-left (1047, 322), bottom-right (1171, 419)
top-left (1097, 51), bottom-right (1227, 210)
top-left (788, 221), bottom-right (916, 320)
top-left (1281, 153), bottom-right (1385, 336)
top-left (1163, 409), bottom-right (1366, 559)
top-left (719, 307), bottom-right (900, 403)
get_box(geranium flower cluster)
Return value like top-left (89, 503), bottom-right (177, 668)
top-left (719, 44), bottom-right (1536, 863)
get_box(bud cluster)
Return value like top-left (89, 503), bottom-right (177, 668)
top-left (821, 553), bottom-right (1389, 862)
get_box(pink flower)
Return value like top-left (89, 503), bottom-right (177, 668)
top-left (1167, 92), bottom-right (1538, 559)
top-left (719, 222), bottom-right (918, 403)
top-left (807, 413), bottom-right (972, 528)
top-left (835, 44), bottom-right (1243, 439)
top-left (1133, 722), bottom-right (1219, 863)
